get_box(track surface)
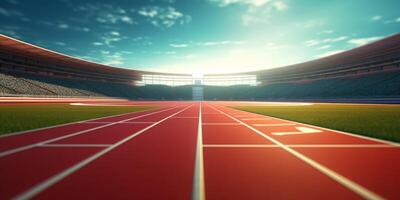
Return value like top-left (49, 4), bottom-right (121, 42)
top-left (0, 101), bottom-right (399, 199)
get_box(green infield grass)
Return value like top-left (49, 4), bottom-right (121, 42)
top-left (0, 104), bottom-right (155, 135)
top-left (232, 103), bottom-right (400, 143)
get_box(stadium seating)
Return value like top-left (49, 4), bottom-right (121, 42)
top-left (1, 34), bottom-right (400, 100)
top-left (1, 70), bottom-right (400, 99)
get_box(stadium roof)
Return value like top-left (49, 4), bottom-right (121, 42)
top-left (0, 34), bottom-right (185, 78)
top-left (256, 33), bottom-right (400, 78)
top-left (1, 33), bottom-right (399, 79)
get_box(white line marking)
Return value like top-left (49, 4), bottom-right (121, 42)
top-left (234, 109), bottom-right (400, 146)
top-left (242, 118), bottom-right (272, 121)
top-left (0, 106), bottom-right (179, 158)
top-left (80, 121), bottom-right (156, 124)
top-left (192, 103), bottom-right (205, 200)
top-left (272, 127), bottom-right (322, 135)
top-left (0, 107), bottom-right (161, 138)
top-left (253, 123), bottom-right (295, 127)
top-left (209, 104), bottom-right (385, 200)
top-left (203, 144), bottom-right (397, 148)
top-left (204, 144), bottom-right (279, 148)
top-left (202, 123), bottom-right (241, 125)
top-left (172, 116), bottom-right (199, 118)
top-left (13, 105), bottom-right (193, 200)
top-left (38, 144), bottom-right (112, 147)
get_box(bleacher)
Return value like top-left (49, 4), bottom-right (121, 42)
top-left (0, 33), bottom-right (400, 100)
top-left (0, 71), bottom-right (194, 99)
top-left (203, 70), bottom-right (400, 100)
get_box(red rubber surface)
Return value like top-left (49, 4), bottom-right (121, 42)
top-left (0, 100), bottom-right (399, 199)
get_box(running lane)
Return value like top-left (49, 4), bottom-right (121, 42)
top-left (17, 103), bottom-right (199, 199)
top-left (0, 105), bottom-right (177, 155)
top-left (0, 104), bottom-right (186, 199)
top-left (1, 101), bottom-right (399, 199)
top-left (206, 102), bottom-right (400, 200)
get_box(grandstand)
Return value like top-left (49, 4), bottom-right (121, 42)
top-left (0, 33), bottom-right (400, 100)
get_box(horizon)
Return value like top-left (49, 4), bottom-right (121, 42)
top-left (1, 0), bottom-right (399, 74)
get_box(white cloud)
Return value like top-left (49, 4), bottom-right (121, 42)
top-left (197, 40), bottom-right (245, 46)
top-left (74, 3), bottom-right (135, 25)
top-left (304, 39), bottom-right (320, 47)
top-left (273, 1), bottom-right (287, 11)
top-left (54, 42), bottom-right (66, 46)
top-left (211, 0), bottom-right (273, 7)
top-left (96, 14), bottom-right (134, 24)
top-left (169, 40), bottom-right (244, 48)
top-left (317, 45), bottom-right (331, 50)
top-left (0, 8), bottom-right (8, 16)
top-left (110, 31), bottom-right (120, 36)
top-left (305, 36), bottom-right (347, 47)
top-left (371, 15), bottom-right (382, 21)
top-left (92, 42), bottom-right (103, 46)
top-left (41, 21), bottom-right (90, 32)
top-left (138, 8), bottom-right (158, 18)
top-left (121, 16), bottom-right (134, 24)
top-left (170, 43), bottom-right (189, 48)
top-left (383, 17), bottom-right (400, 24)
top-left (80, 27), bottom-right (90, 32)
top-left (6, 0), bottom-right (19, 4)
top-left (322, 36), bottom-right (348, 43)
top-left (316, 50), bottom-right (345, 58)
top-left (138, 6), bottom-right (191, 28)
top-left (94, 32), bottom-right (128, 47)
top-left (210, 0), bottom-right (288, 26)
top-left (58, 24), bottom-right (69, 29)
top-left (347, 36), bottom-right (383, 47)
top-left (99, 52), bottom-right (124, 66)
top-left (0, 7), bottom-right (23, 17)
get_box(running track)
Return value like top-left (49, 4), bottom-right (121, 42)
top-left (0, 101), bottom-right (399, 199)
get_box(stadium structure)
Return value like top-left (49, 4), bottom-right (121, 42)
top-left (1, 33), bottom-right (399, 101)
top-left (1, 33), bottom-right (400, 200)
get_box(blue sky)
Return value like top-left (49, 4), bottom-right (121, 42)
top-left (0, 0), bottom-right (399, 74)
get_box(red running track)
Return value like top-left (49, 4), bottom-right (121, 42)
top-left (0, 101), bottom-right (399, 200)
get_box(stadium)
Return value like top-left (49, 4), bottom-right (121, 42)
top-left (1, 0), bottom-right (400, 199)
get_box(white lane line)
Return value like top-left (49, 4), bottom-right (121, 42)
top-left (253, 123), bottom-right (295, 127)
top-left (209, 104), bottom-right (385, 200)
top-left (13, 104), bottom-right (193, 200)
top-left (204, 144), bottom-right (279, 148)
top-left (236, 109), bottom-right (400, 146)
top-left (202, 123), bottom-right (241, 125)
top-left (192, 103), bottom-right (205, 200)
top-left (242, 118), bottom-right (272, 121)
top-left (203, 144), bottom-right (397, 148)
top-left (0, 106), bottom-right (179, 158)
top-left (38, 144), bottom-right (112, 147)
top-left (172, 116), bottom-right (199, 118)
top-left (0, 107), bottom-right (161, 139)
top-left (272, 127), bottom-right (322, 135)
top-left (80, 121), bottom-right (156, 124)
top-left (291, 144), bottom-right (398, 148)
